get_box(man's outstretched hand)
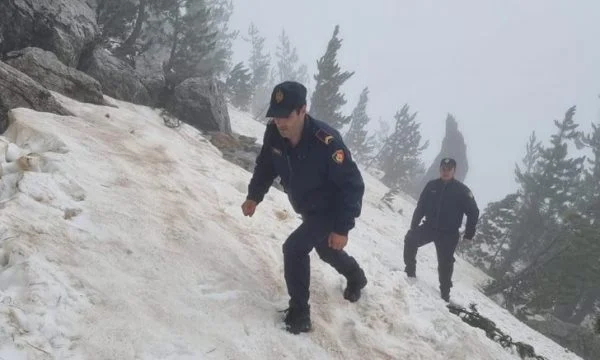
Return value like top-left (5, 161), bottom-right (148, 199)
top-left (241, 199), bottom-right (258, 217)
top-left (328, 232), bottom-right (348, 250)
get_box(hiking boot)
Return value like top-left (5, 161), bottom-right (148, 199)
top-left (405, 266), bottom-right (416, 278)
top-left (440, 290), bottom-right (450, 303)
top-left (344, 268), bottom-right (367, 303)
top-left (282, 306), bottom-right (311, 334)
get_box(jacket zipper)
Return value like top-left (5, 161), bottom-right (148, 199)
top-left (435, 181), bottom-right (448, 229)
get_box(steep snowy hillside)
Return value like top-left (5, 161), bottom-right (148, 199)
top-left (0, 93), bottom-right (580, 360)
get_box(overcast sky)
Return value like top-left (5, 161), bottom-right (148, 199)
top-left (229, 0), bottom-right (600, 208)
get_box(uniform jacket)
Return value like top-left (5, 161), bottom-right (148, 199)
top-left (247, 115), bottom-right (365, 236)
top-left (411, 178), bottom-right (480, 238)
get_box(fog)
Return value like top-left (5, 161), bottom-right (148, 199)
top-left (229, 0), bottom-right (600, 207)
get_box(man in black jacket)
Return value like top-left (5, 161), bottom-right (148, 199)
top-left (241, 81), bottom-right (367, 334)
top-left (404, 158), bottom-right (479, 302)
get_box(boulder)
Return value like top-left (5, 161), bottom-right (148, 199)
top-left (0, 60), bottom-right (71, 133)
top-left (168, 77), bottom-right (231, 134)
top-left (0, 0), bottom-right (98, 67)
top-left (79, 47), bottom-right (151, 105)
top-left (6, 47), bottom-right (104, 105)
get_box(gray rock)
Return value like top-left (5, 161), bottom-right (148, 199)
top-left (6, 47), bottom-right (104, 105)
top-left (0, 0), bottom-right (98, 67)
top-left (168, 77), bottom-right (231, 134)
top-left (0, 60), bottom-right (71, 133)
top-left (134, 44), bottom-right (168, 105)
top-left (79, 48), bottom-right (151, 105)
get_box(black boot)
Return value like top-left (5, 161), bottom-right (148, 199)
top-left (405, 266), bottom-right (416, 278)
top-left (282, 306), bottom-right (311, 334)
top-left (344, 268), bottom-right (367, 302)
top-left (440, 288), bottom-right (450, 303)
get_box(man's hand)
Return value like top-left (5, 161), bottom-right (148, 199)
top-left (241, 199), bottom-right (258, 217)
top-left (328, 232), bottom-right (348, 250)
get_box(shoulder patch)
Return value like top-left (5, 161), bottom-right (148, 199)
top-left (315, 128), bottom-right (334, 145)
top-left (332, 149), bottom-right (345, 164)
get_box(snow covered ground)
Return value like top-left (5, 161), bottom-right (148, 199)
top-left (0, 93), bottom-right (581, 359)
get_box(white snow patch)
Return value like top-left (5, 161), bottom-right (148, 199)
top-left (0, 93), bottom-right (580, 359)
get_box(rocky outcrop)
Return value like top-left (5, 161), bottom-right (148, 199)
top-left (79, 48), bottom-right (151, 105)
top-left (134, 44), bottom-right (169, 105)
top-left (0, 0), bottom-right (98, 67)
top-left (414, 113), bottom-right (469, 196)
top-left (0, 61), bottom-right (71, 133)
top-left (168, 77), bottom-right (232, 134)
top-left (5, 47), bottom-right (104, 105)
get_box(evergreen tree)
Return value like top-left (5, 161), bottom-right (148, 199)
top-left (377, 104), bottom-right (429, 191)
top-left (199, 0), bottom-right (238, 76)
top-left (97, 0), bottom-right (234, 78)
top-left (484, 107), bottom-right (590, 322)
top-left (246, 23), bottom-right (271, 117)
top-left (493, 108), bottom-right (584, 276)
top-left (225, 62), bottom-right (252, 111)
top-left (161, 0), bottom-right (218, 87)
top-left (344, 87), bottom-right (375, 164)
top-left (458, 193), bottom-right (520, 272)
top-left (96, 0), bottom-right (138, 42)
top-left (275, 29), bottom-right (309, 84)
top-left (309, 25), bottom-right (354, 129)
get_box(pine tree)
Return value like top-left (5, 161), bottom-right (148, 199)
top-left (201, 0), bottom-right (238, 76)
top-left (275, 29), bottom-right (309, 85)
top-left (484, 107), bottom-right (589, 322)
top-left (158, 0), bottom-right (218, 87)
top-left (344, 87), bottom-right (375, 164)
top-left (458, 193), bottom-right (520, 272)
top-left (96, 0), bottom-right (139, 45)
top-left (309, 25), bottom-right (354, 129)
top-left (377, 104), bottom-right (429, 191)
top-left (247, 23), bottom-right (271, 117)
top-left (225, 62), bottom-right (252, 111)
top-left (493, 108), bottom-right (584, 276)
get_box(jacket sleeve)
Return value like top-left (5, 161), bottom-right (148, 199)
top-left (247, 125), bottom-right (277, 204)
top-left (327, 144), bottom-right (365, 236)
top-left (411, 182), bottom-right (429, 229)
top-left (463, 186), bottom-right (480, 239)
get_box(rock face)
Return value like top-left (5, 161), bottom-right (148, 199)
top-left (79, 48), bottom-right (151, 105)
top-left (168, 77), bottom-right (232, 134)
top-left (5, 47), bottom-right (104, 105)
top-left (0, 0), bottom-right (98, 67)
top-left (0, 60), bottom-right (71, 133)
top-left (414, 114), bottom-right (469, 196)
top-left (134, 44), bottom-right (169, 105)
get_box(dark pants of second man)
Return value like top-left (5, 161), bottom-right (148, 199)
top-left (283, 214), bottom-right (361, 310)
top-left (403, 226), bottom-right (459, 294)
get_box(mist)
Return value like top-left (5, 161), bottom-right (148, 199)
top-left (229, 0), bottom-right (600, 207)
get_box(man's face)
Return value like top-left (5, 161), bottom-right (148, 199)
top-left (440, 165), bottom-right (455, 181)
top-left (273, 105), bottom-right (306, 138)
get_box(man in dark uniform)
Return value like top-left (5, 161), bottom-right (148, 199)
top-left (403, 157), bottom-right (479, 302)
top-left (241, 81), bottom-right (368, 334)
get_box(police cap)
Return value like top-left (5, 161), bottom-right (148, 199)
top-left (266, 81), bottom-right (307, 118)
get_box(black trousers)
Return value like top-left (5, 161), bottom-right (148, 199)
top-left (283, 214), bottom-right (360, 310)
top-left (403, 226), bottom-right (460, 292)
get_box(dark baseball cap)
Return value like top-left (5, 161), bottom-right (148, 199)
top-left (266, 81), bottom-right (307, 118)
top-left (440, 157), bottom-right (457, 168)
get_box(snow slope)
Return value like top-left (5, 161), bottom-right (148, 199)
top-left (0, 93), bottom-right (580, 360)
